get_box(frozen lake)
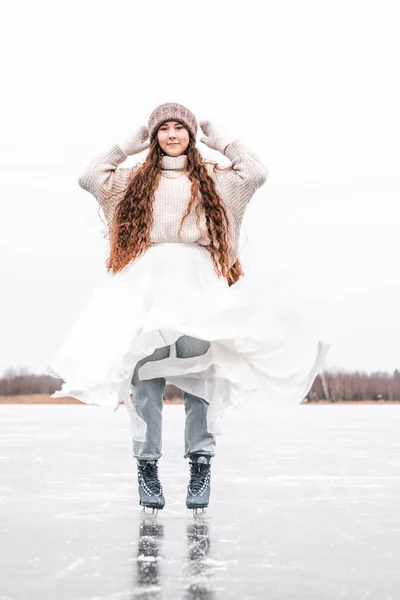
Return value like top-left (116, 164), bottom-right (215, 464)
top-left (1, 402), bottom-right (400, 599)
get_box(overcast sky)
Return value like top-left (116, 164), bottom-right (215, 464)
top-left (1, 0), bottom-right (399, 376)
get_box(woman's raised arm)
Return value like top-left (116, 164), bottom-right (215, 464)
top-left (200, 120), bottom-right (268, 223)
top-left (78, 125), bottom-right (150, 222)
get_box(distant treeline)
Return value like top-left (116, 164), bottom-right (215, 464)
top-left (307, 369), bottom-right (400, 401)
top-left (1, 367), bottom-right (400, 402)
top-left (0, 367), bottom-right (181, 401)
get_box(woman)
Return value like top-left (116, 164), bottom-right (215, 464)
top-left (47, 102), bottom-right (330, 515)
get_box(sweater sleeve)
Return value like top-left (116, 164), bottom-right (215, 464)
top-left (78, 144), bottom-right (137, 224)
top-left (214, 139), bottom-right (268, 223)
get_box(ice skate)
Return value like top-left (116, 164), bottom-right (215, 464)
top-left (137, 459), bottom-right (165, 517)
top-left (186, 454), bottom-right (211, 518)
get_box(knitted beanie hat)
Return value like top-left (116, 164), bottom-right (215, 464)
top-left (148, 102), bottom-right (198, 142)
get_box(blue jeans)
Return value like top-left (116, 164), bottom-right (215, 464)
top-left (131, 335), bottom-right (216, 460)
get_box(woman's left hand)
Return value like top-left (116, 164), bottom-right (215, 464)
top-left (199, 120), bottom-right (234, 154)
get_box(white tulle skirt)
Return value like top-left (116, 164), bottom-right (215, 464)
top-left (47, 243), bottom-right (331, 440)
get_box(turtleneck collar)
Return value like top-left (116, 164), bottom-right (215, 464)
top-left (160, 153), bottom-right (187, 178)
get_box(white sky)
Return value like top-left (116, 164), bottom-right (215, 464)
top-left (1, 0), bottom-right (399, 376)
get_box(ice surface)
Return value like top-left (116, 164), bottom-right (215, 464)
top-left (1, 402), bottom-right (400, 599)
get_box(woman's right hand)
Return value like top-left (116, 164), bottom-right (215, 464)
top-left (118, 125), bottom-right (150, 156)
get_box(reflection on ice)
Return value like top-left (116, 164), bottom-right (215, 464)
top-left (184, 519), bottom-right (215, 600)
top-left (135, 518), bottom-right (164, 599)
top-left (133, 516), bottom-right (216, 599)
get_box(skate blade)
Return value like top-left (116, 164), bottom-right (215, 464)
top-left (192, 507), bottom-right (207, 520)
top-left (141, 506), bottom-right (159, 519)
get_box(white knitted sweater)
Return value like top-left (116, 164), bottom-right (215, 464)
top-left (78, 140), bottom-right (268, 267)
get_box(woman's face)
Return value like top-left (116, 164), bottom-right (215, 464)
top-left (156, 121), bottom-right (190, 156)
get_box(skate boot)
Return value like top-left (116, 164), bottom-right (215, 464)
top-left (137, 459), bottom-right (165, 517)
top-left (186, 454), bottom-right (211, 517)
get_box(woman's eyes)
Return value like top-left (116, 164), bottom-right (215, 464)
top-left (161, 126), bottom-right (183, 130)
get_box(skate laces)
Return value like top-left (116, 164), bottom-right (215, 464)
top-left (138, 461), bottom-right (162, 496)
top-left (188, 457), bottom-right (211, 495)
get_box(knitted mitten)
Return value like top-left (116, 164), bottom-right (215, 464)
top-left (119, 125), bottom-right (150, 156)
top-left (199, 120), bottom-right (234, 154)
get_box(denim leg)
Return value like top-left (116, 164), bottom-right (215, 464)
top-left (175, 335), bottom-right (216, 459)
top-left (131, 344), bottom-right (170, 461)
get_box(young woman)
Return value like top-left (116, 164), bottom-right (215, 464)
top-left (48, 102), bottom-right (330, 515)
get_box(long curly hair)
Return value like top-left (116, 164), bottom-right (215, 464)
top-left (106, 129), bottom-right (244, 286)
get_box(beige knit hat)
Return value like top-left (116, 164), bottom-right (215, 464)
top-left (148, 102), bottom-right (198, 141)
